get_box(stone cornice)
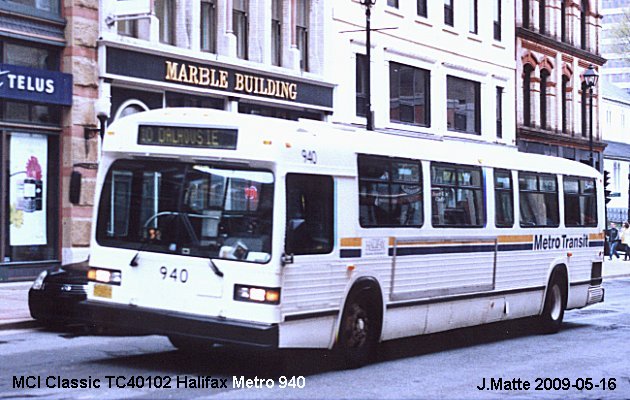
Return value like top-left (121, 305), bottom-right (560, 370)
top-left (517, 27), bottom-right (607, 66)
top-left (518, 125), bottom-right (606, 150)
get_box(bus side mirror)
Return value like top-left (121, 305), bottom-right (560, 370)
top-left (69, 171), bottom-right (82, 205)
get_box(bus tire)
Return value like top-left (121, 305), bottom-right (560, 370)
top-left (168, 335), bottom-right (214, 352)
top-left (336, 289), bottom-right (381, 369)
top-left (538, 272), bottom-right (567, 334)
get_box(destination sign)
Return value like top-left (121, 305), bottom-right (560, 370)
top-left (138, 125), bottom-right (237, 149)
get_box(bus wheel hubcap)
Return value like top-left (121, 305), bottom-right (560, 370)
top-left (550, 285), bottom-right (562, 320)
top-left (348, 304), bottom-right (368, 348)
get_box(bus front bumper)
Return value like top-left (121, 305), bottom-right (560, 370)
top-left (77, 300), bottom-right (279, 348)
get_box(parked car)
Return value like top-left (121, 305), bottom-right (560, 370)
top-left (28, 262), bottom-right (88, 328)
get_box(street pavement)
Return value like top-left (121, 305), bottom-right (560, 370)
top-left (1, 258), bottom-right (629, 331)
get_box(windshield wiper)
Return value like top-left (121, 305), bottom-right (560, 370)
top-left (209, 259), bottom-right (224, 278)
top-left (130, 240), bottom-right (149, 267)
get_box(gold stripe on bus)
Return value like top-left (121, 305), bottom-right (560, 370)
top-left (340, 238), bottom-right (362, 248)
top-left (497, 235), bottom-right (533, 244)
top-left (395, 239), bottom-right (496, 247)
top-left (589, 232), bottom-right (605, 241)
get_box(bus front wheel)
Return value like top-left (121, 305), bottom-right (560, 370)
top-left (538, 273), bottom-right (567, 334)
top-left (336, 292), bottom-right (380, 369)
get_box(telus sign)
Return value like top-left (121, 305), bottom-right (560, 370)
top-left (0, 64), bottom-right (72, 106)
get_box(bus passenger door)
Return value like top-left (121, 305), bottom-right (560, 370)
top-left (282, 174), bottom-right (335, 312)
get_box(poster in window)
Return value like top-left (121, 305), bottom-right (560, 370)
top-left (9, 133), bottom-right (47, 246)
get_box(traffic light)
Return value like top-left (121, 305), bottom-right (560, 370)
top-left (604, 170), bottom-right (612, 204)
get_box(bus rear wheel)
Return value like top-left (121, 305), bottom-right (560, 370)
top-left (336, 293), bottom-right (380, 369)
top-left (538, 274), bottom-right (566, 334)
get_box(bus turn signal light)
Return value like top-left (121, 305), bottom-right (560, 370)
top-left (87, 268), bottom-right (122, 285)
top-left (234, 284), bottom-right (281, 305)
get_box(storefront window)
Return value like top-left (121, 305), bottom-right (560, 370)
top-left (4, 42), bottom-right (58, 70)
top-left (166, 92), bottom-right (223, 109)
top-left (2, 101), bottom-right (60, 125)
top-left (3, 132), bottom-right (59, 263)
top-left (239, 102), bottom-right (322, 121)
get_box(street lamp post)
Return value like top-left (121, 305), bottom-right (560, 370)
top-left (360, 0), bottom-right (376, 131)
top-left (583, 65), bottom-right (599, 169)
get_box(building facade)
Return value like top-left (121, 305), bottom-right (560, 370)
top-left (601, 81), bottom-right (630, 223)
top-left (331, 1), bottom-right (516, 146)
top-left (0, 0), bottom-right (80, 280)
top-left (62, 0), bottom-right (518, 267)
top-left (601, 0), bottom-right (630, 90)
top-left (60, 0), bottom-right (336, 265)
top-left (516, 0), bottom-right (606, 170)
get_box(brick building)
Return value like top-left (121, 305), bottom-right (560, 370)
top-left (516, 0), bottom-right (606, 169)
top-left (0, 0), bottom-right (93, 280)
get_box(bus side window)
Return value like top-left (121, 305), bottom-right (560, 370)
top-left (494, 169), bottom-right (514, 228)
top-left (285, 174), bottom-right (334, 255)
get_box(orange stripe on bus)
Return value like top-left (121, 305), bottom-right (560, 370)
top-left (395, 239), bottom-right (495, 247)
top-left (589, 232), bottom-right (605, 240)
top-left (498, 235), bottom-right (533, 244)
top-left (340, 238), bottom-right (362, 247)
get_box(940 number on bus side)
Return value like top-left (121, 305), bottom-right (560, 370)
top-left (301, 149), bottom-right (317, 164)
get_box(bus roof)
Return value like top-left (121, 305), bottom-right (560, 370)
top-left (103, 108), bottom-right (601, 180)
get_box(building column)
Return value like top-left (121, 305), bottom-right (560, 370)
top-left (218, 0), bottom-right (237, 57)
top-left (248, 0), bottom-right (266, 63)
top-left (62, 0), bottom-right (100, 264)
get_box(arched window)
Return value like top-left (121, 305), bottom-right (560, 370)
top-left (114, 100), bottom-right (149, 121)
top-left (540, 69), bottom-right (550, 130)
top-left (561, 75), bottom-right (570, 133)
top-left (523, 64), bottom-right (534, 127)
top-left (581, 0), bottom-right (588, 50)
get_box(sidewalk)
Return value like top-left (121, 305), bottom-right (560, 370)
top-left (1, 260), bottom-right (629, 331)
top-left (0, 281), bottom-right (36, 330)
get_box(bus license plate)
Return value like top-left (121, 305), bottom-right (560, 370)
top-left (93, 284), bottom-right (112, 299)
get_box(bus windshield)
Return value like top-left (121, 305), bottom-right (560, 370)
top-left (95, 159), bottom-right (274, 263)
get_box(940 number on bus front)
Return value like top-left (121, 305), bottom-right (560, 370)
top-left (159, 266), bottom-right (188, 283)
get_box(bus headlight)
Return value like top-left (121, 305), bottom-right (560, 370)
top-left (87, 268), bottom-right (122, 285)
top-left (234, 284), bottom-right (280, 305)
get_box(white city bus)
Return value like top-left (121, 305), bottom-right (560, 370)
top-left (83, 108), bottom-right (605, 367)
